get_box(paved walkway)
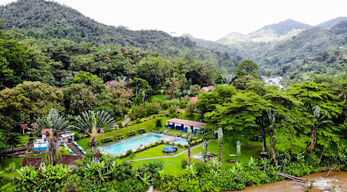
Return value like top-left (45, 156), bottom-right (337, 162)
top-left (126, 139), bottom-right (215, 162)
top-left (67, 143), bottom-right (84, 156)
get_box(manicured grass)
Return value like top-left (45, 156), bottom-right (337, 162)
top-left (178, 112), bottom-right (200, 122)
top-left (150, 94), bottom-right (168, 101)
top-left (165, 129), bottom-right (183, 135)
top-left (76, 116), bottom-right (171, 150)
top-left (129, 139), bottom-right (263, 175)
top-left (122, 145), bottom-right (185, 161)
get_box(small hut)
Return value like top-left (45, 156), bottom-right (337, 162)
top-left (57, 155), bottom-right (83, 169)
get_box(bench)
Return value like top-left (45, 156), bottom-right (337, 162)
top-left (138, 128), bottom-right (146, 134)
top-left (102, 137), bottom-right (113, 143)
top-left (128, 132), bottom-right (135, 136)
top-left (116, 134), bottom-right (124, 140)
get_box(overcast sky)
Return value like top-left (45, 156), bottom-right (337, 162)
top-left (1, 0), bottom-right (347, 41)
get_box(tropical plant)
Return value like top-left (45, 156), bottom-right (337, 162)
top-left (308, 105), bottom-right (333, 152)
top-left (70, 110), bottom-right (116, 161)
top-left (35, 108), bottom-right (70, 164)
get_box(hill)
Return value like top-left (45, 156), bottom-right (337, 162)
top-left (216, 19), bottom-right (311, 44)
top-left (317, 17), bottom-right (347, 29)
top-left (0, 0), bottom-right (196, 54)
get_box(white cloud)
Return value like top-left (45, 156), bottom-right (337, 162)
top-left (1, 0), bottom-right (347, 40)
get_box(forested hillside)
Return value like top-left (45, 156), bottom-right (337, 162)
top-left (0, 0), bottom-right (196, 54)
top-left (205, 18), bottom-right (347, 83)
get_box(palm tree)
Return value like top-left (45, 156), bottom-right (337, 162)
top-left (70, 110), bottom-right (116, 161)
top-left (308, 105), bottom-right (332, 152)
top-left (187, 127), bottom-right (192, 166)
top-left (218, 128), bottom-right (223, 163)
top-left (35, 108), bottom-right (70, 164)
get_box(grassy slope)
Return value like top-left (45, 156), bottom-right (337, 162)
top-left (76, 116), bottom-right (171, 150)
top-left (150, 94), bottom-right (168, 101)
top-left (128, 139), bottom-right (263, 175)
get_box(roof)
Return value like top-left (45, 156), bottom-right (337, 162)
top-left (41, 129), bottom-right (50, 134)
top-left (166, 118), bottom-right (206, 128)
top-left (200, 87), bottom-right (209, 92)
top-left (57, 155), bottom-right (83, 166)
top-left (20, 124), bottom-right (28, 129)
top-left (190, 97), bottom-right (199, 104)
top-left (201, 86), bottom-right (215, 92)
top-left (21, 157), bottom-right (44, 168)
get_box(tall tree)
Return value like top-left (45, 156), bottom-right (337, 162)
top-left (235, 60), bottom-right (259, 79)
top-left (5, 132), bottom-right (20, 157)
top-left (187, 127), bottom-right (192, 166)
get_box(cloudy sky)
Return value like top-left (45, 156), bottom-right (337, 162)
top-left (1, 0), bottom-right (347, 41)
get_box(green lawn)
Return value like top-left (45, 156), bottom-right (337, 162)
top-left (150, 94), bottom-right (168, 101)
top-left (76, 116), bottom-right (171, 150)
top-left (178, 113), bottom-right (200, 121)
top-left (128, 139), bottom-right (263, 175)
top-left (122, 145), bottom-right (185, 161)
top-left (17, 134), bottom-right (30, 147)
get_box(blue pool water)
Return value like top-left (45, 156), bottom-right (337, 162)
top-left (100, 134), bottom-right (164, 156)
top-left (173, 139), bottom-right (188, 145)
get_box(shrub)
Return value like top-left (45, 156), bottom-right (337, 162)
top-left (74, 132), bottom-right (81, 140)
top-left (125, 150), bottom-right (134, 157)
top-left (5, 162), bottom-right (16, 173)
top-left (169, 105), bottom-right (177, 115)
top-left (184, 144), bottom-right (189, 148)
top-left (181, 159), bottom-right (188, 169)
top-left (155, 141), bottom-right (159, 145)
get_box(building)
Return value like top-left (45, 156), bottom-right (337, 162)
top-left (190, 97), bottom-right (199, 104)
top-left (200, 86), bottom-right (215, 92)
top-left (21, 157), bottom-right (45, 168)
top-left (20, 124), bottom-right (28, 134)
top-left (166, 118), bottom-right (205, 134)
top-left (57, 155), bottom-right (83, 169)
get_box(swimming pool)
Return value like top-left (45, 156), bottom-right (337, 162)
top-left (173, 139), bottom-right (188, 145)
top-left (100, 134), bottom-right (165, 156)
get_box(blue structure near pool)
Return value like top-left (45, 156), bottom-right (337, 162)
top-left (162, 145), bottom-right (177, 154)
top-left (166, 118), bottom-right (205, 134)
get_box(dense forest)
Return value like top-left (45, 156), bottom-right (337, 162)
top-left (0, 0), bottom-right (347, 191)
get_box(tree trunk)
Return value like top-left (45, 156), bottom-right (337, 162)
top-left (270, 126), bottom-right (277, 165)
top-left (261, 126), bottom-right (267, 152)
top-left (309, 127), bottom-right (317, 152)
top-left (48, 140), bottom-right (56, 165)
top-left (219, 145), bottom-right (222, 163)
top-left (188, 143), bottom-right (191, 166)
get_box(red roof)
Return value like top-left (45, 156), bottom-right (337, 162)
top-left (21, 157), bottom-right (44, 168)
top-left (200, 87), bottom-right (209, 92)
top-left (190, 97), bottom-right (199, 104)
top-left (201, 86), bottom-right (215, 92)
top-left (57, 155), bottom-right (83, 166)
top-left (207, 86), bottom-right (215, 90)
top-left (166, 118), bottom-right (205, 128)
top-left (41, 129), bottom-right (50, 134)
top-left (20, 124), bottom-right (28, 129)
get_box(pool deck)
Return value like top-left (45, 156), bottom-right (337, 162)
top-left (97, 132), bottom-right (183, 156)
